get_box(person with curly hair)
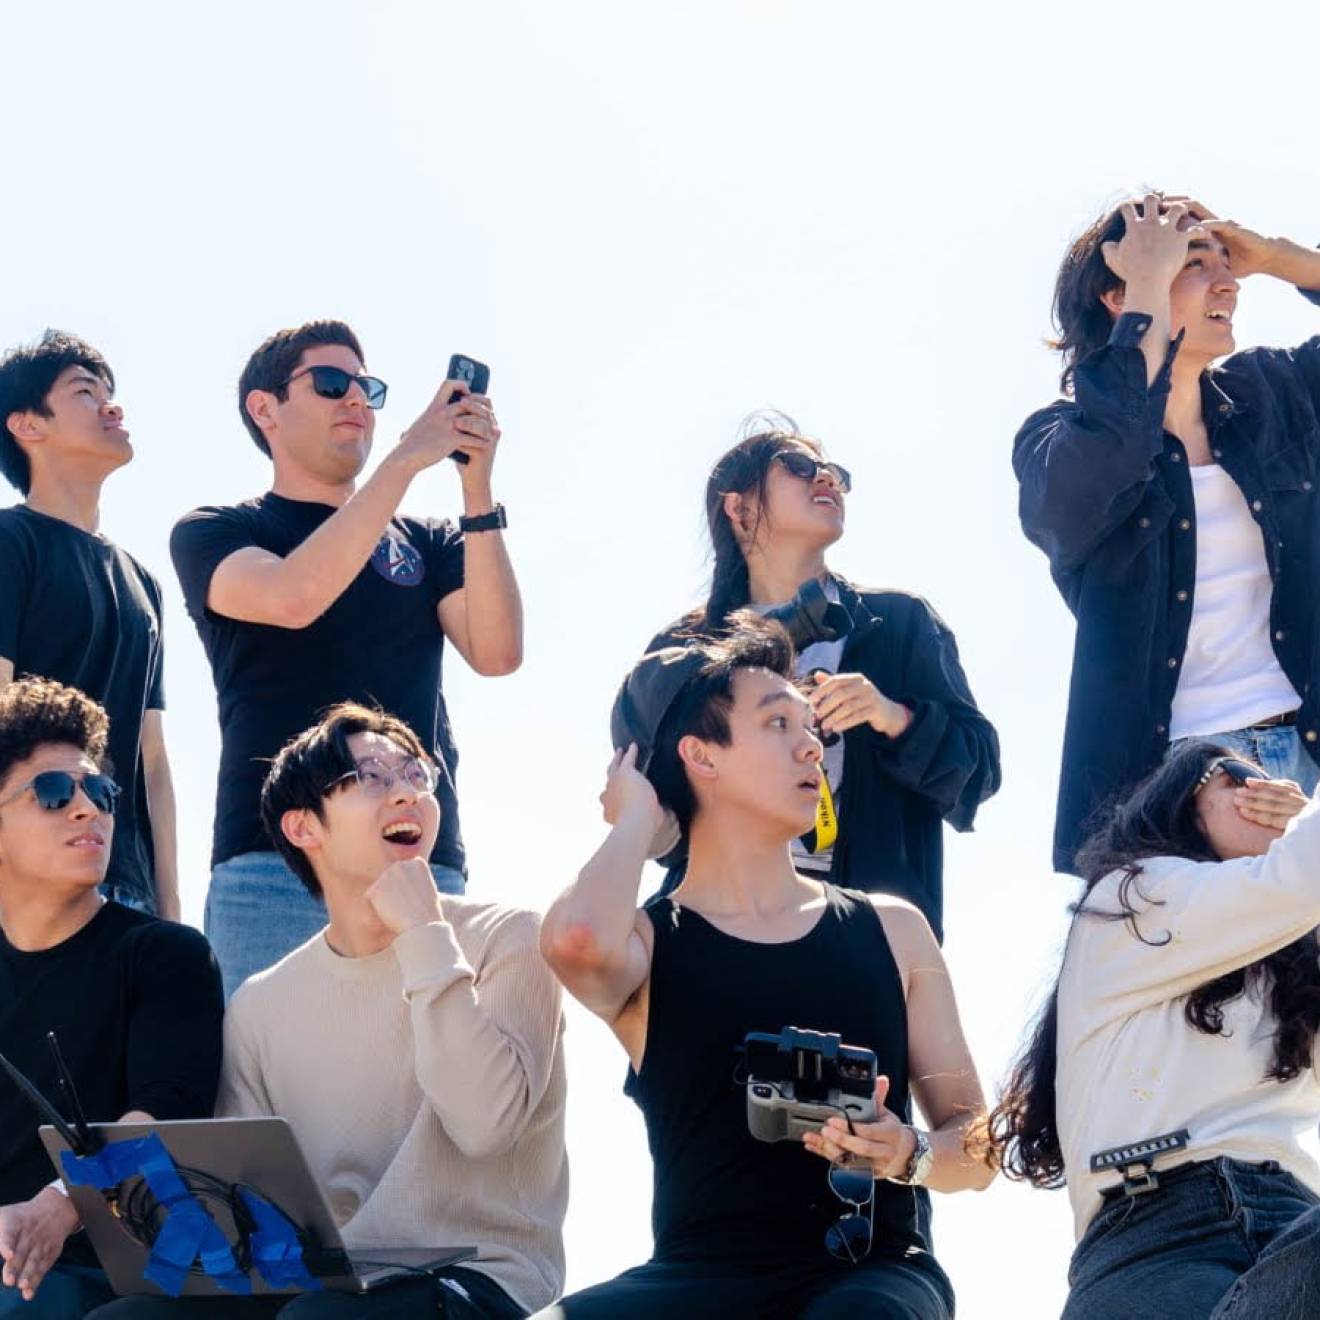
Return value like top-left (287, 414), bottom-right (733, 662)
top-left (0, 678), bottom-right (221, 1318)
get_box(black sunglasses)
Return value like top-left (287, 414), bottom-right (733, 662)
top-left (0, 770), bottom-right (120, 815)
top-left (1193, 756), bottom-right (1270, 795)
top-left (773, 450), bottom-right (852, 494)
top-left (284, 365), bottom-right (388, 410)
top-left (824, 1161), bottom-right (873, 1263)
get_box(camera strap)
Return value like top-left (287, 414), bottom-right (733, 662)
top-left (1089, 1129), bottom-right (1190, 1198)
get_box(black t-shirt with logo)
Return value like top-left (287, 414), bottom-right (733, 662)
top-left (170, 493), bottom-right (466, 871)
top-left (0, 506), bottom-right (165, 904)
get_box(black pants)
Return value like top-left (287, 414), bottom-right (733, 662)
top-left (533, 1252), bottom-right (954, 1319)
top-left (88, 1266), bottom-right (523, 1319)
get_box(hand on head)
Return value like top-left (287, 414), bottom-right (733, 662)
top-left (600, 744), bottom-right (665, 835)
top-left (1101, 193), bottom-right (1209, 288)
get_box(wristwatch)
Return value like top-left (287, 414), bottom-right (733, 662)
top-left (458, 504), bottom-right (507, 533)
top-left (888, 1128), bottom-right (934, 1186)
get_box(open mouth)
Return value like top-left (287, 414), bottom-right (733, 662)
top-left (381, 821), bottom-right (423, 845)
top-left (812, 494), bottom-right (840, 510)
top-left (798, 774), bottom-right (822, 794)
top-left (1206, 309), bottom-right (1233, 324)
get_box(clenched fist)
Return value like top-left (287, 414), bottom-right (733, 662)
top-left (364, 858), bottom-right (446, 936)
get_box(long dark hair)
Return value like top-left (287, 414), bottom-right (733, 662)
top-left (987, 740), bottom-right (1320, 1188)
top-left (694, 412), bottom-right (826, 632)
top-left (1050, 191), bottom-right (1167, 397)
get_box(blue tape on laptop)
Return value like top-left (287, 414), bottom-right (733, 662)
top-left (2, 1035), bottom-right (473, 1297)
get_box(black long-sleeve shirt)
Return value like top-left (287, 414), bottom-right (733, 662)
top-left (650, 579), bottom-right (1001, 940)
top-left (0, 902), bottom-right (223, 1213)
top-left (1014, 296), bottom-right (1320, 873)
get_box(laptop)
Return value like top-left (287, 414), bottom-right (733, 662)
top-left (41, 1117), bottom-right (475, 1296)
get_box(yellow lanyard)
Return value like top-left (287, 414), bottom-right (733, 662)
top-left (811, 776), bottom-right (839, 852)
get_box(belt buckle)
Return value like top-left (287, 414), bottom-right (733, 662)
top-left (1090, 1128), bottom-right (1190, 1200)
top-left (1120, 1165), bottom-right (1161, 1197)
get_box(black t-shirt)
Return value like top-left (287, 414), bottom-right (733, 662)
top-left (0, 902), bottom-right (223, 1217)
top-left (0, 507), bottom-right (165, 903)
top-left (170, 494), bottom-right (467, 870)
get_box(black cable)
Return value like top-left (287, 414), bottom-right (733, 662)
top-left (111, 1166), bottom-right (303, 1279)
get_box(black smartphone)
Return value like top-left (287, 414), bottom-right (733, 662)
top-left (445, 354), bottom-right (490, 466)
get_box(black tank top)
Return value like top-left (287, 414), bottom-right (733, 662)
top-left (624, 884), bottom-right (926, 1264)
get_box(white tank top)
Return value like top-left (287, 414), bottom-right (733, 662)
top-left (1169, 464), bottom-right (1301, 741)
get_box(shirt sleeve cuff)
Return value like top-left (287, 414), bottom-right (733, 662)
top-left (1107, 310), bottom-right (1154, 348)
top-left (392, 920), bottom-right (474, 996)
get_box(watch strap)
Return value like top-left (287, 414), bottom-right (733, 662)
top-left (459, 503), bottom-right (507, 533)
top-left (889, 1127), bottom-right (933, 1186)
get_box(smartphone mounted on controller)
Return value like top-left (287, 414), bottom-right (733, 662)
top-left (445, 354), bottom-right (490, 465)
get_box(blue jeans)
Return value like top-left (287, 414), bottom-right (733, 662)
top-left (1065, 1157), bottom-right (1320, 1318)
top-left (0, 1263), bottom-right (115, 1319)
top-left (205, 851), bottom-right (466, 1001)
top-left (1170, 722), bottom-right (1320, 793)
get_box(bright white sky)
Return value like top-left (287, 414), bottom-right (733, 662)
top-left (4, 2), bottom-right (1318, 1315)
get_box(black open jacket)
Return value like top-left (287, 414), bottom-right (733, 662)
top-left (648, 578), bottom-right (1001, 942)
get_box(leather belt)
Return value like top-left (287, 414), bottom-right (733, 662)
top-left (1249, 710), bottom-right (1299, 729)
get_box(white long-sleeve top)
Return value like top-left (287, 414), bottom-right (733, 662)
top-left (1057, 795), bottom-right (1320, 1238)
top-left (218, 899), bottom-right (568, 1312)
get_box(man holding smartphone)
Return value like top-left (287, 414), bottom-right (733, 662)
top-left (171, 320), bottom-right (521, 998)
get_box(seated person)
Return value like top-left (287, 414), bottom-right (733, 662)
top-left (0, 678), bottom-right (222, 1319)
top-left (96, 703), bottom-right (567, 1319)
top-left (536, 617), bottom-right (992, 1319)
top-left (989, 744), bottom-right (1320, 1317)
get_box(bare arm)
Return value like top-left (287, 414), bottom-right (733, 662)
top-left (208, 385), bottom-right (498, 628)
top-left (434, 504), bottom-right (522, 676)
top-left (805, 901), bottom-right (993, 1193)
top-left (140, 710), bottom-right (179, 921)
top-left (540, 748), bottom-right (658, 1031)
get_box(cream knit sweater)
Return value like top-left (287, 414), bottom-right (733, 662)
top-left (217, 899), bottom-right (568, 1313)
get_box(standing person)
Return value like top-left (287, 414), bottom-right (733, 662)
top-left (0, 678), bottom-right (222, 1319)
top-left (538, 620), bottom-right (992, 1319)
top-left (171, 320), bottom-right (522, 998)
top-left (0, 331), bottom-right (177, 916)
top-left (988, 743), bottom-right (1320, 1317)
top-left (646, 419), bottom-right (1000, 941)
top-left (1014, 193), bottom-right (1320, 874)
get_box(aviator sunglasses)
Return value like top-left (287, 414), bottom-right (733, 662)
top-left (329, 756), bottom-right (437, 798)
top-left (1193, 756), bottom-right (1270, 795)
top-left (824, 1161), bottom-right (874, 1264)
top-left (0, 770), bottom-right (121, 814)
top-left (773, 449), bottom-right (853, 494)
top-left (283, 365), bottom-right (388, 410)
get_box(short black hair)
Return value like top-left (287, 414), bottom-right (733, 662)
top-left (0, 677), bottom-right (109, 794)
top-left (0, 331), bottom-right (115, 493)
top-left (260, 702), bottom-right (433, 898)
top-left (238, 320), bottom-right (364, 456)
top-left (648, 613), bottom-right (796, 836)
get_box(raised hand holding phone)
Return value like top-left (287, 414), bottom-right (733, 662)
top-left (391, 354), bottom-right (498, 478)
top-left (444, 354), bottom-right (491, 467)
